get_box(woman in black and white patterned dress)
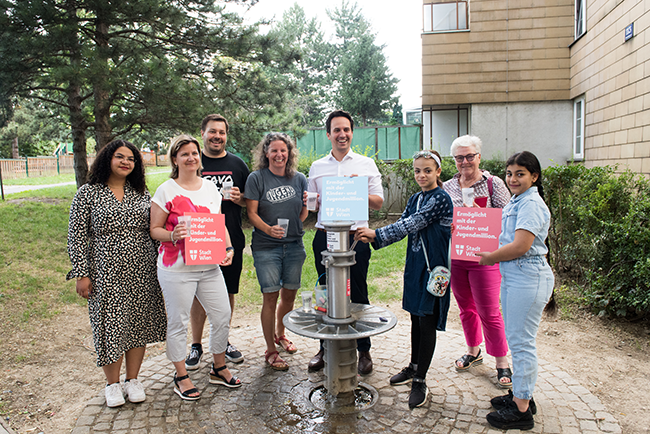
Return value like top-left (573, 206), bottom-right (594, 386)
top-left (67, 140), bottom-right (166, 408)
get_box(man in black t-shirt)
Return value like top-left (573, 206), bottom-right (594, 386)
top-left (185, 114), bottom-right (250, 369)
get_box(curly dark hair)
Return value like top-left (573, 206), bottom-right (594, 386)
top-left (252, 132), bottom-right (298, 178)
top-left (88, 140), bottom-right (147, 194)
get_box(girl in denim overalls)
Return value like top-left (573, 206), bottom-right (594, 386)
top-left (477, 151), bottom-right (554, 431)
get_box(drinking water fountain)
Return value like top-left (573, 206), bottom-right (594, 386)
top-left (283, 221), bottom-right (397, 411)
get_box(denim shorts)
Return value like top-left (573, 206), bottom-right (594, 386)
top-left (252, 241), bottom-right (306, 293)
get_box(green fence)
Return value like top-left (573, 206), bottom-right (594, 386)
top-left (296, 125), bottom-right (421, 160)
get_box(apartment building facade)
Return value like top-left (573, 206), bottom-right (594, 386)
top-left (422, 0), bottom-right (650, 174)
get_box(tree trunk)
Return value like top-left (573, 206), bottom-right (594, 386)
top-left (93, 18), bottom-right (111, 152)
top-left (11, 136), bottom-right (19, 159)
top-left (69, 84), bottom-right (88, 188)
top-left (66, 0), bottom-right (88, 188)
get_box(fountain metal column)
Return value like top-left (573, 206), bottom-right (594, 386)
top-left (284, 221), bottom-right (397, 411)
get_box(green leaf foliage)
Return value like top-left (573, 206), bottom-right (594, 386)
top-left (328, 1), bottom-right (398, 126)
top-left (0, 99), bottom-right (73, 157)
top-left (0, 0), bottom-right (300, 184)
top-left (544, 164), bottom-right (650, 317)
top-left (266, 4), bottom-right (334, 128)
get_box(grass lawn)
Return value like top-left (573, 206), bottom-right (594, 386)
top-left (0, 176), bottom-right (407, 334)
top-left (237, 229), bottom-right (407, 311)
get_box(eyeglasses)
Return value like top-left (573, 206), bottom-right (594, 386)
top-left (114, 154), bottom-right (136, 164)
top-left (453, 153), bottom-right (478, 163)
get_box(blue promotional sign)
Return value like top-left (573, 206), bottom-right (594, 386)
top-left (321, 177), bottom-right (369, 221)
top-left (625, 23), bottom-right (634, 41)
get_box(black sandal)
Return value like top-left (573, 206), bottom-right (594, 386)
top-left (173, 373), bottom-right (200, 401)
top-left (209, 364), bottom-right (242, 388)
top-left (455, 349), bottom-right (483, 371)
top-left (497, 367), bottom-right (513, 389)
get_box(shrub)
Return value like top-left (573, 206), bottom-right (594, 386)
top-left (545, 164), bottom-right (650, 317)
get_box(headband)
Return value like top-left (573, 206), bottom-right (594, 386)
top-left (413, 150), bottom-right (441, 168)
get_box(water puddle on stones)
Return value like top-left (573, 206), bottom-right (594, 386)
top-left (264, 381), bottom-right (378, 432)
top-left (308, 383), bottom-right (378, 413)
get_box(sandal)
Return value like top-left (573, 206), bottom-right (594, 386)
top-left (455, 349), bottom-right (483, 371)
top-left (265, 350), bottom-right (289, 371)
top-left (173, 373), bottom-right (200, 401)
top-left (274, 334), bottom-right (297, 354)
top-left (209, 364), bottom-right (242, 388)
top-left (497, 367), bottom-right (513, 389)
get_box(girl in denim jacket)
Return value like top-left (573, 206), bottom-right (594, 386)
top-left (477, 151), bottom-right (554, 431)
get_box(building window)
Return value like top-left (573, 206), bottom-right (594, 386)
top-left (575, 0), bottom-right (586, 38)
top-left (422, 108), bottom-right (468, 154)
top-left (424, 1), bottom-right (468, 32)
top-left (573, 96), bottom-right (585, 160)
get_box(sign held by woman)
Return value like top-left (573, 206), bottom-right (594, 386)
top-left (182, 213), bottom-right (226, 265)
top-left (451, 207), bottom-right (502, 262)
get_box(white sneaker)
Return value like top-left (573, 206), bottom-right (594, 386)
top-left (105, 382), bottom-right (125, 407)
top-left (123, 378), bottom-right (146, 403)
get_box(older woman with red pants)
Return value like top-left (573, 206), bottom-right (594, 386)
top-left (443, 135), bottom-right (512, 388)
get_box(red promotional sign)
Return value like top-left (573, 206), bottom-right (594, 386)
top-left (183, 213), bottom-right (227, 265)
top-left (451, 207), bottom-right (502, 262)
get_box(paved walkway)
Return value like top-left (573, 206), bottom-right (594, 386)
top-left (2, 181), bottom-right (76, 195)
top-left (71, 319), bottom-right (621, 434)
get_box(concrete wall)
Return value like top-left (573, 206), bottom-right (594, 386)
top-left (570, 0), bottom-right (650, 175)
top-left (471, 101), bottom-right (574, 168)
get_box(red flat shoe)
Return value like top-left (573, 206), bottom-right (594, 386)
top-left (265, 350), bottom-right (289, 371)
top-left (274, 334), bottom-right (297, 353)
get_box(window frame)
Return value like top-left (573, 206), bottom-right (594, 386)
top-left (423, 1), bottom-right (468, 33)
top-left (422, 106), bottom-right (469, 154)
top-left (573, 96), bottom-right (585, 161)
top-left (575, 0), bottom-right (586, 39)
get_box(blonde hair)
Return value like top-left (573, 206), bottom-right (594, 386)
top-left (168, 134), bottom-right (202, 179)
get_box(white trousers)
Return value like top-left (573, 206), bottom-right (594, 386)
top-left (157, 267), bottom-right (231, 362)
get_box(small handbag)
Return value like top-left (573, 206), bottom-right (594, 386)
top-left (421, 237), bottom-right (451, 297)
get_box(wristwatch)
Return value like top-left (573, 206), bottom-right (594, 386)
top-left (226, 247), bottom-right (234, 252)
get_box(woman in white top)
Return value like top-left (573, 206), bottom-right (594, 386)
top-left (150, 134), bottom-right (241, 401)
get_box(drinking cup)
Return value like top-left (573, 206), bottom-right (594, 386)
top-left (462, 188), bottom-right (475, 207)
top-left (306, 192), bottom-right (318, 211)
top-left (301, 291), bottom-right (313, 312)
top-left (278, 218), bottom-right (289, 238)
top-left (177, 215), bottom-right (192, 236)
top-left (222, 181), bottom-right (233, 200)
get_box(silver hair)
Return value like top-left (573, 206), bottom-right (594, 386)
top-left (450, 135), bottom-right (482, 156)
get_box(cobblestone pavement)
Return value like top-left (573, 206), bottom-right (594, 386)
top-left (71, 318), bottom-right (621, 434)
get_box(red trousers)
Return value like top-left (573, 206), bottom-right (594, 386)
top-left (451, 259), bottom-right (508, 358)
